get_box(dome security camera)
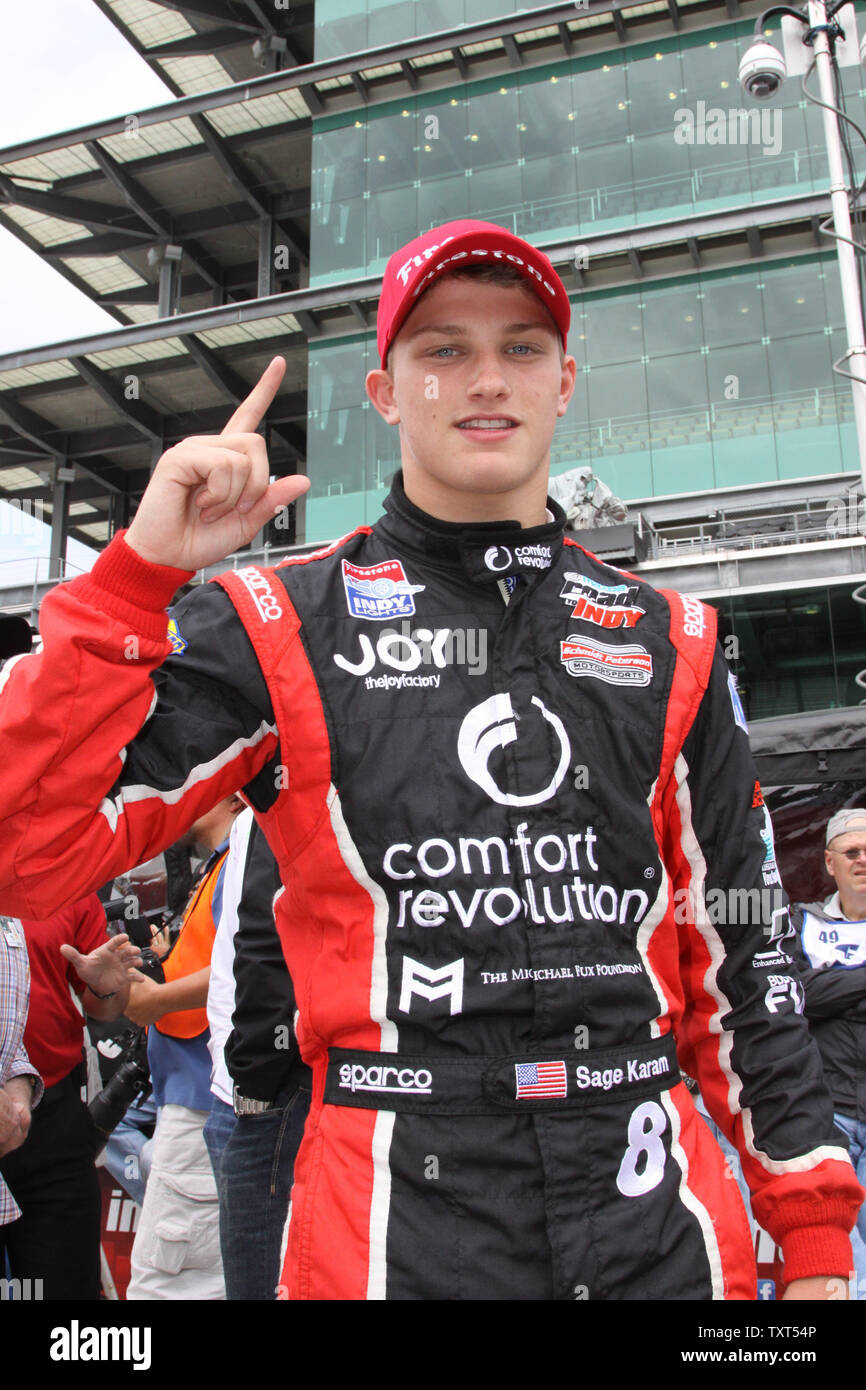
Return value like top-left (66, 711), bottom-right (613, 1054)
top-left (738, 40), bottom-right (787, 99)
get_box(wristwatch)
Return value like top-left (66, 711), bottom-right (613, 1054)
top-left (232, 1085), bottom-right (274, 1117)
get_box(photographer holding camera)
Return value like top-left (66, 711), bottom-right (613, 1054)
top-left (120, 794), bottom-right (244, 1301)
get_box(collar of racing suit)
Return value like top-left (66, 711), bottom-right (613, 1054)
top-left (379, 471), bottom-right (568, 587)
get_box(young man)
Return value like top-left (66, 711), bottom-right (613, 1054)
top-left (790, 808), bottom-right (866, 1297)
top-left (0, 220), bottom-right (861, 1300)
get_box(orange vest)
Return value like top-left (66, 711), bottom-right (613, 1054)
top-left (154, 849), bottom-right (228, 1040)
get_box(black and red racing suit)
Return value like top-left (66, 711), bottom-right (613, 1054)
top-left (0, 475), bottom-right (861, 1299)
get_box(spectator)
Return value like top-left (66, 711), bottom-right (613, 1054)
top-left (0, 897), bottom-right (140, 1298)
top-left (0, 622), bottom-right (43, 1232)
top-left (122, 794), bottom-right (243, 1300)
top-left (790, 807), bottom-right (866, 1297)
top-left (98, 839), bottom-right (202, 1206)
top-left (0, 914), bottom-right (42, 1227)
top-left (203, 808), bottom-right (310, 1299)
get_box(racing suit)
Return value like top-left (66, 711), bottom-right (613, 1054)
top-left (0, 475), bottom-right (861, 1300)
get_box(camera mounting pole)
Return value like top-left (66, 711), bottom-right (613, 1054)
top-left (805, 0), bottom-right (866, 496)
top-left (742, 3), bottom-right (866, 492)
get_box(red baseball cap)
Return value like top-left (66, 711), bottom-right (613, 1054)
top-left (376, 219), bottom-right (571, 369)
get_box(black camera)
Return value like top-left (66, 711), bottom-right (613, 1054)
top-left (88, 914), bottom-right (167, 1153)
top-left (88, 1025), bottom-right (152, 1152)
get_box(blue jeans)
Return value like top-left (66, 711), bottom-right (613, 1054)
top-left (832, 1111), bottom-right (866, 1299)
top-left (693, 1095), bottom-right (756, 1236)
top-left (203, 1087), bottom-right (310, 1300)
top-left (103, 1092), bottom-right (158, 1207)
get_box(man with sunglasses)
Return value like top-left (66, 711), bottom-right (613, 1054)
top-left (791, 808), bottom-right (866, 1296)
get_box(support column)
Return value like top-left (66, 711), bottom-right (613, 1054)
top-left (257, 214), bottom-right (275, 299)
top-left (149, 243), bottom-right (184, 318)
top-left (49, 462), bottom-right (73, 582)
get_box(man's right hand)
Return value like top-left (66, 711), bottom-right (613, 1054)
top-left (125, 356), bottom-right (310, 571)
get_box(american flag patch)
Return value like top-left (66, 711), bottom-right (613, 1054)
top-left (515, 1060), bottom-right (568, 1100)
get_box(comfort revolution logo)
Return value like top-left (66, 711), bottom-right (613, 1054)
top-left (457, 693), bottom-right (571, 807)
top-left (484, 545), bottom-right (512, 572)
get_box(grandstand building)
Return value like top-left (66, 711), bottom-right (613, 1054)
top-left (0, 0), bottom-right (864, 718)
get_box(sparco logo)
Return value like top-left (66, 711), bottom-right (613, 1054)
top-left (682, 595), bottom-right (705, 639)
top-left (338, 1062), bottom-right (433, 1095)
top-left (237, 566), bottom-right (283, 622)
top-left (457, 693), bottom-right (571, 807)
top-left (484, 545), bottom-right (512, 572)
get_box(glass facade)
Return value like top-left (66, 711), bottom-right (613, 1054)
top-left (304, 8), bottom-right (866, 717)
top-left (306, 255), bottom-right (856, 539)
top-left (310, 28), bottom-right (866, 286)
top-left (315, 0), bottom-right (538, 60)
top-left (712, 584), bottom-right (866, 718)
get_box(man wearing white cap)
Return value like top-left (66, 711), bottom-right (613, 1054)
top-left (791, 808), bottom-right (866, 1296)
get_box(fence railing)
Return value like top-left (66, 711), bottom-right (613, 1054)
top-left (650, 495), bottom-right (865, 559)
top-left (0, 555), bottom-right (88, 613)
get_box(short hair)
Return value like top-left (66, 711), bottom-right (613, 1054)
top-left (384, 263), bottom-right (566, 376)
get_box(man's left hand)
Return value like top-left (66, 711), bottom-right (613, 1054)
top-left (60, 931), bottom-right (142, 998)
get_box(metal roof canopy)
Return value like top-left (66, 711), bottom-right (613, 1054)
top-left (93, 0), bottom-right (316, 88)
top-left (0, 0), bottom-right (759, 179)
top-left (0, 0), bottom-right (775, 551)
top-left (0, 0), bottom-right (762, 316)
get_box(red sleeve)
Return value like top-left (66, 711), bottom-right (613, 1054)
top-left (0, 532), bottom-right (278, 920)
top-left (665, 643), bottom-right (863, 1284)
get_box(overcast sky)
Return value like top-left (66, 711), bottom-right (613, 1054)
top-left (0, 0), bottom-right (172, 580)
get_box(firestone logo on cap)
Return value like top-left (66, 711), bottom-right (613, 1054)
top-left (377, 219), bottom-right (570, 369)
top-left (395, 236), bottom-right (456, 288)
top-left (409, 246), bottom-right (559, 302)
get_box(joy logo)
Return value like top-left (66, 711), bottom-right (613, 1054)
top-left (484, 545), bottom-right (512, 572)
top-left (457, 693), bottom-right (571, 807)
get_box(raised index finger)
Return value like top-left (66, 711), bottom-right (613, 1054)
top-left (220, 356), bottom-right (286, 436)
